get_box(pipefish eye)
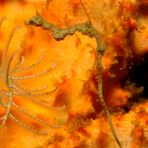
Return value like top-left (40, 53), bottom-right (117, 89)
top-left (28, 15), bottom-right (43, 26)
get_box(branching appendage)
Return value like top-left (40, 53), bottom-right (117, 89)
top-left (0, 17), bottom-right (6, 28)
top-left (27, 7), bottom-right (122, 148)
top-left (0, 28), bottom-right (65, 140)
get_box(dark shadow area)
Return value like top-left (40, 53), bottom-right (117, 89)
top-left (137, 0), bottom-right (148, 15)
top-left (120, 53), bottom-right (148, 112)
top-left (123, 53), bottom-right (148, 98)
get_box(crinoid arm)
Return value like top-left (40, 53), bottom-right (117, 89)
top-left (13, 82), bottom-right (48, 92)
top-left (11, 51), bottom-right (44, 73)
top-left (0, 16), bottom-right (6, 28)
top-left (11, 63), bottom-right (56, 80)
top-left (9, 113), bottom-right (48, 135)
top-left (0, 24), bottom-right (66, 144)
top-left (11, 83), bottom-right (65, 110)
top-left (11, 102), bottom-right (61, 128)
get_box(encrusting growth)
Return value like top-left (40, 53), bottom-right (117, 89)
top-left (0, 23), bottom-right (65, 144)
top-left (27, 1), bottom-right (122, 147)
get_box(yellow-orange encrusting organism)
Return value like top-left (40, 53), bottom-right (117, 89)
top-left (0, 0), bottom-right (148, 148)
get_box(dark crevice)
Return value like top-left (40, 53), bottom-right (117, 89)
top-left (122, 53), bottom-right (148, 99)
top-left (128, 54), bottom-right (148, 97)
top-left (137, 0), bottom-right (148, 15)
top-left (120, 53), bottom-right (148, 112)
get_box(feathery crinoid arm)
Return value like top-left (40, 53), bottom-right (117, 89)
top-left (0, 27), bottom-right (65, 143)
top-left (1, 28), bottom-right (19, 87)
